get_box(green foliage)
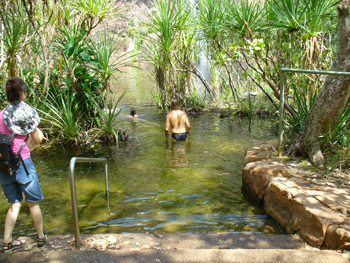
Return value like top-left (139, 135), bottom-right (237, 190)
top-left (223, 0), bottom-right (265, 38)
top-left (145, 0), bottom-right (197, 107)
top-left (320, 100), bottom-right (350, 152)
top-left (245, 39), bottom-right (265, 55)
top-left (134, 36), bottom-right (143, 52)
top-left (146, 0), bottom-right (191, 60)
top-left (127, 27), bottom-right (136, 37)
top-left (267, 0), bottom-right (337, 35)
top-left (86, 32), bottom-right (139, 93)
top-left (211, 50), bottom-right (232, 67)
top-left (150, 88), bottom-right (165, 110)
top-left (197, 0), bottom-right (225, 42)
top-left (54, 22), bottom-right (104, 125)
top-left (237, 96), bottom-right (255, 118)
top-left (188, 89), bottom-right (204, 109)
top-left (284, 79), bottom-right (319, 140)
top-left (124, 35), bottom-right (129, 49)
top-left (0, 0), bottom-right (133, 145)
top-left (71, 0), bottom-right (123, 32)
top-left (0, 5), bottom-right (36, 76)
top-left (319, 103), bottom-right (350, 170)
top-left (94, 90), bottom-right (127, 144)
top-left (39, 93), bottom-right (83, 143)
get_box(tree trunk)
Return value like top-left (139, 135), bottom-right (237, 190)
top-left (292, 1), bottom-right (350, 166)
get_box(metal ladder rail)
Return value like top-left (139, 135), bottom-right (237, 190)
top-left (69, 157), bottom-right (109, 249)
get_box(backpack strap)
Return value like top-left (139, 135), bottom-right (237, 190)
top-left (21, 158), bottom-right (29, 175)
top-left (17, 135), bottom-right (29, 155)
top-left (18, 136), bottom-right (29, 175)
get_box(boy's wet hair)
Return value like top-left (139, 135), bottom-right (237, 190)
top-left (170, 99), bottom-right (180, 110)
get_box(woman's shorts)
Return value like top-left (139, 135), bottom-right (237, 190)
top-left (0, 158), bottom-right (44, 203)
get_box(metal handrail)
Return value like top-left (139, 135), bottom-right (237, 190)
top-left (278, 68), bottom-right (350, 157)
top-left (69, 157), bottom-right (109, 249)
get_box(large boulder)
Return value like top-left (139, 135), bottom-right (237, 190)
top-left (325, 222), bottom-right (350, 250)
top-left (242, 160), bottom-right (291, 201)
top-left (242, 139), bottom-right (350, 249)
top-left (244, 139), bottom-right (278, 166)
top-left (264, 182), bottom-right (346, 247)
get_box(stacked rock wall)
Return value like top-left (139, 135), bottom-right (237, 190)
top-left (242, 139), bottom-right (350, 249)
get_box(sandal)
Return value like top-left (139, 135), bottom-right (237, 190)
top-left (2, 238), bottom-right (26, 253)
top-left (37, 235), bottom-right (47, 247)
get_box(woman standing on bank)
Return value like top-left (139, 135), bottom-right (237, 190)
top-left (0, 77), bottom-right (46, 253)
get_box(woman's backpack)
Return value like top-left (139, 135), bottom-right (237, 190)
top-left (0, 133), bottom-right (28, 175)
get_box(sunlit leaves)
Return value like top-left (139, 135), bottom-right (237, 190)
top-left (267, 0), bottom-right (337, 36)
top-left (211, 50), bottom-right (231, 66)
top-left (71, 0), bottom-right (123, 31)
top-left (147, 0), bottom-right (191, 55)
top-left (0, 5), bottom-right (35, 76)
top-left (144, 0), bottom-right (198, 107)
top-left (223, 0), bottom-right (265, 39)
top-left (197, 0), bottom-right (225, 42)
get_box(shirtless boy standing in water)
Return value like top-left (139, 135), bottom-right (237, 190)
top-left (165, 99), bottom-right (191, 141)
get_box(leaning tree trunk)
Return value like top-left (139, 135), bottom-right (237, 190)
top-left (292, 0), bottom-right (350, 167)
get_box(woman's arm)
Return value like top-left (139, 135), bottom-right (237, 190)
top-left (30, 127), bottom-right (44, 145)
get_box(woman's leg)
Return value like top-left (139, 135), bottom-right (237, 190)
top-left (27, 202), bottom-right (44, 239)
top-left (3, 202), bottom-right (22, 244)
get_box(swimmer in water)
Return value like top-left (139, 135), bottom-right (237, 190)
top-left (127, 108), bottom-right (139, 118)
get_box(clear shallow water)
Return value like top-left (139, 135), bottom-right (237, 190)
top-left (0, 68), bottom-right (282, 237)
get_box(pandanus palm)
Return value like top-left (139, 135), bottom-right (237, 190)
top-left (266, 0), bottom-right (337, 108)
top-left (71, 0), bottom-right (123, 36)
top-left (86, 32), bottom-right (139, 95)
top-left (223, 0), bottom-right (264, 40)
top-left (0, 5), bottom-right (35, 77)
top-left (197, 0), bottom-right (225, 46)
top-left (266, 0), bottom-right (337, 68)
top-left (145, 0), bottom-right (192, 107)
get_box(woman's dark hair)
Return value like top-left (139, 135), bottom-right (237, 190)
top-left (5, 77), bottom-right (27, 102)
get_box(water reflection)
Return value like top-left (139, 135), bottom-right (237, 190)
top-left (165, 140), bottom-right (190, 167)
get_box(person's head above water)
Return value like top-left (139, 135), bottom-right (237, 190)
top-left (170, 98), bottom-right (180, 111)
top-left (130, 108), bottom-right (137, 117)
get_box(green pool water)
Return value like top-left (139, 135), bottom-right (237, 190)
top-left (0, 68), bottom-right (282, 237)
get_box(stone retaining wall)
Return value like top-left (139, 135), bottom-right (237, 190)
top-left (242, 139), bottom-right (350, 250)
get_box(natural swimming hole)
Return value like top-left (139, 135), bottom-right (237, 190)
top-left (0, 69), bottom-right (282, 238)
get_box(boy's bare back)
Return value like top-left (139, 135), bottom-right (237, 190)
top-left (165, 99), bottom-right (191, 140)
top-left (166, 110), bottom-right (190, 133)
